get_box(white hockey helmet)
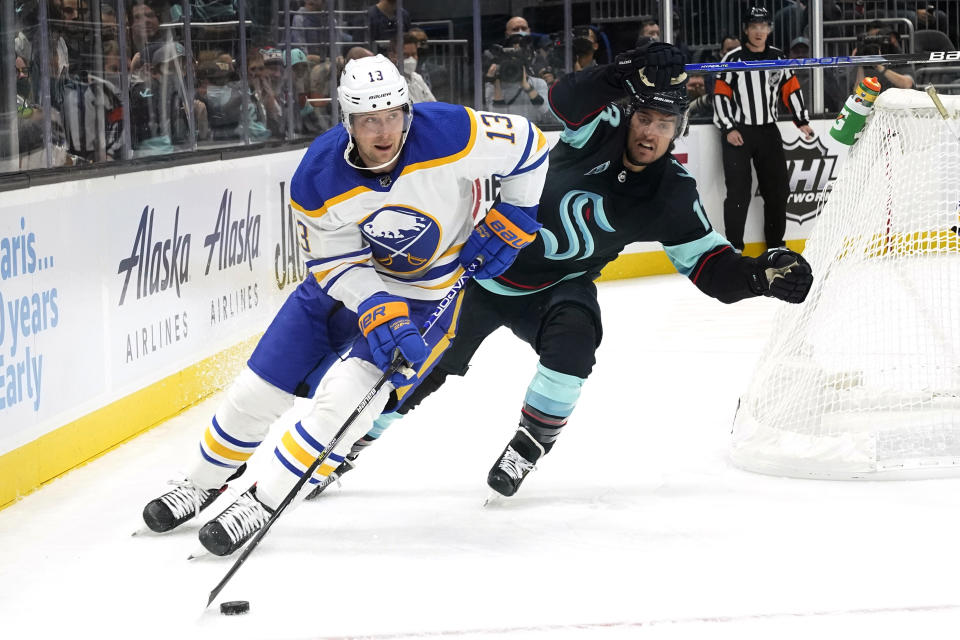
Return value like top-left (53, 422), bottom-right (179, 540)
top-left (338, 54), bottom-right (412, 132)
top-left (338, 54), bottom-right (413, 171)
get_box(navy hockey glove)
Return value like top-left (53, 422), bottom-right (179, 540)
top-left (460, 203), bottom-right (542, 279)
top-left (357, 293), bottom-right (428, 385)
top-left (748, 249), bottom-right (813, 304)
top-left (614, 42), bottom-right (688, 97)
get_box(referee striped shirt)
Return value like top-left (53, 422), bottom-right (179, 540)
top-left (713, 45), bottom-right (809, 133)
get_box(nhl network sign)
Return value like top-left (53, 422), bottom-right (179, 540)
top-left (781, 134), bottom-right (840, 224)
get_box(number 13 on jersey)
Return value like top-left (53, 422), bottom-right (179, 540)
top-left (480, 113), bottom-right (515, 144)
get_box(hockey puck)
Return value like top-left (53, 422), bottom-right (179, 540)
top-left (220, 601), bottom-right (250, 616)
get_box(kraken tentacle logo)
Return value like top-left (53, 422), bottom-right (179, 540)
top-left (541, 190), bottom-right (614, 261)
top-left (360, 205), bottom-right (441, 274)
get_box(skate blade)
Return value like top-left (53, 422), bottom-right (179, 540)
top-left (187, 546), bottom-right (211, 561)
top-left (483, 489), bottom-right (505, 507)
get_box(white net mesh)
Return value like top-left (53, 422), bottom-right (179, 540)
top-left (731, 88), bottom-right (960, 479)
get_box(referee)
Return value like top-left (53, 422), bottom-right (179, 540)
top-left (713, 6), bottom-right (814, 252)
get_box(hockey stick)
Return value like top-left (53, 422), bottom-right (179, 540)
top-left (925, 85), bottom-right (960, 140)
top-left (687, 50), bottom-right (960, 74)
top-left (205, 258), bottom-right (481, 608)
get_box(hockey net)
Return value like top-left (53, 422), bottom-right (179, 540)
top-left (731, 88), bottom-right (960, 479)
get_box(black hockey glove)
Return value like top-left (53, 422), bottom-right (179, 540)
top-left (613, 42), bottom-right (688, 98)
top-left (748, 249), bottom-right (813, 304)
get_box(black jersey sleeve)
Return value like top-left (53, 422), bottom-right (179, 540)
top-left (689, 248), bottom-right (768, 304)
top-left (655, 160), bottom-right (763, 304)
top-left (547, 64), bottom-right (628, 130)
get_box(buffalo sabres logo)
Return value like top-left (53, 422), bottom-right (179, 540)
top-left (361, 205), bottom-right (441, 273)
top-left (542, 190), bottom-right (615, 260)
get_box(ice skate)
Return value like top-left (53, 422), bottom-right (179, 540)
top-left (486, 427), bottom-right (545, 498)
top-left (197, 487), bottom-right (274, 557)
top-left (140, 464), bottom-right (247, 534)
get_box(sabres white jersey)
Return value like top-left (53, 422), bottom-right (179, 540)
top-left (289, 102), bottom-right (550, 311)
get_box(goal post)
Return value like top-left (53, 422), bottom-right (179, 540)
top-left (731, 88), bottom-right (960, 479)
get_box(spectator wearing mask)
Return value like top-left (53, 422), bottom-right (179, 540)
top-left (573, 25), bottom-right (600, 71)
top-left (638, 17), bottom-right (660, 42)
top-left (387, 35), bottom-right (435, 103)
top-left (485, 48), bottom-right (556, 128)
top-left (685, 73), bottom-right (713, 122)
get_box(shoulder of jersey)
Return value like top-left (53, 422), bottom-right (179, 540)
top-left (401, 102), bottom-right (476, 169)
top-left (290, 124), bottom-right (352, 211)
top-left (721, 46), bottom-right (743, 61)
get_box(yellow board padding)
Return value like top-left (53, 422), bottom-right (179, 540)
top-left (0, 334), bottom-right (261, 511)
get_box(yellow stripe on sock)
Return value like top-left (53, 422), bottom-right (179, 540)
top-left (203, 428), bottom-right (254, 462)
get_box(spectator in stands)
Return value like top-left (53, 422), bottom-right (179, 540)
top-left (639, 17), bottom-right (660, 42)
top-left (367, 0), bottom-right (410, 41)
top-left (387, 34), bottom-right (435, 103)
top-left (292, 0), bottom-right (352, 55)
top-left (247, 49), bottom-right (284, 138)
top-left (15, 55), bottom-right (32, 103)
top-left (789, 36), bottom-right (845, 112)
top-left (287, 47), bottom-right (329, 133)
top-left (720, 34), bottom-right (740, 58)
top-left (483, 16), bottom-right (538, 83)
top-left (130, 1), bottom-right (162, 53)
top-left (100, 4), bottom-right (120, 42)
top-left (406, 26), bottom-right (449, 100)
top-left (198, 55), bottom-right (273, 141)
top-left (505, 16), bottom-right (532, 39)
top-left (485, 46), bottom-right (557, 128)
top-left (774, 0), bottom-right (807, 54)
top-left (573, 25), bottom-right (600, 71)
top-left (852, 28), bottom-right (914, 90)
top-left (129, 42), bottom-right (209, 155)
top-left (686, 73), bottom-right (713, 122)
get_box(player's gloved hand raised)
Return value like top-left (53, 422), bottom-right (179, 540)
top-left (357, 293), bottom-right (428, 386)
top-left (460, 203), bottom-right (542, 279)
top-left (614, 42), bottom-right (688, 96)
top-left (748, 248), bottom-right (814, 303)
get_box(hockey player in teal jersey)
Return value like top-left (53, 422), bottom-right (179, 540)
top-left (310, 42), bottom-right (814, 501)
top-left (140, 54), bottom-right (550, 555)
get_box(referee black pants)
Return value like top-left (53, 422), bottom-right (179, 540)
top-left (720, 123), bottom-right (789, 251)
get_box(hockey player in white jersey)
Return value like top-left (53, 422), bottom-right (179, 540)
top-left (140, 54), bottom-right (549, 556)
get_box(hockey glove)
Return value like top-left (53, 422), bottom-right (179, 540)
top-left (614, 42), bottom-right (688, 97)
top-left (748, 249), bottom-right (813, 304)
top-left (460, 203), bottom-right (542, 279)
top-left (357, 293), bottom-right (429, 385)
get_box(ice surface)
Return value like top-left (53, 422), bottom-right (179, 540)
top-left (2, 275), bottom-right (959, 640)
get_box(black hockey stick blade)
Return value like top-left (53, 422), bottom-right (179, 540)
top-left (204, 258), bottom-right (481, 608)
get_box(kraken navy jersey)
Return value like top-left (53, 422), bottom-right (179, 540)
top-left (480, 64), bottom-right (731, 297)
top-left (289, 102), bottom-right (549, 311)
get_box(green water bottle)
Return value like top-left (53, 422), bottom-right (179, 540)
top-left (829, 76), bottom-right (882, 145)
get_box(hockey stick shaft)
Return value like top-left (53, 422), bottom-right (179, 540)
top-left (687, 50), bottom-right (960, 74)
top-left (206, 258), bottom-right (481, 607)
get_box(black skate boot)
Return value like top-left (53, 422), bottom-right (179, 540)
top-left (198, 487), bottom-right (274, 556)
top-left (304, 457), bottom-right (357, 501)
top-left (142, 464), bottom-right (246, 533)
top-left (487, 427), bottom-right (546, 497)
